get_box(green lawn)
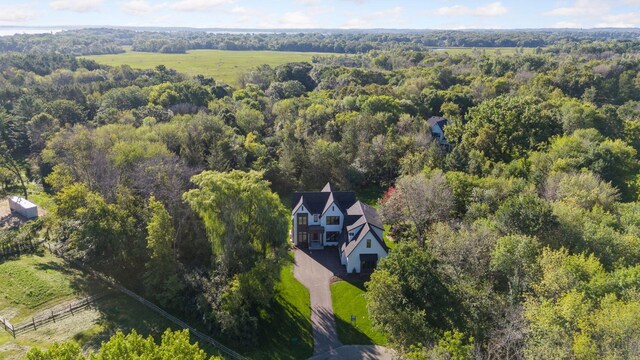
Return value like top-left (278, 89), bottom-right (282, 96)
top-left (0, 252), bottom-right (106, 323)
top-left (83, 49), bottom-right (329, 85)
top-left (251, 256), bottom-right (313, 359)
top-left (0, 253), bottom-right (221, 359)
top-left (330, 280), bottom-right (387, 346)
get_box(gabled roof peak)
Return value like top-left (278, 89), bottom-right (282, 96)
top-left (321, 182), bottom-right (334, 192)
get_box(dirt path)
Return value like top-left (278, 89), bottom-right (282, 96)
top-left (293, 248), bottom-right (342, 355)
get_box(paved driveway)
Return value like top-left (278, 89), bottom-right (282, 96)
top-left (294, 247), bottom-right (396, 359)
top-left (294, 248), bottom-right (343, 355)
top-left (308, 345), bottom-right (396, 360)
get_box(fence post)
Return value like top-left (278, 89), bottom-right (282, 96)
top-left (70, 304), bottom-right (73, 315)
top-left (32, 317), bottom-right (36, 330)
top-left (51, 310), bottom-right (55, 323)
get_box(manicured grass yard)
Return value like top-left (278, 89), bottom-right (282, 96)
top-left (84, 49), bottom-right (329, 85)
top-left (251, 256), bottom-right (313, 359)
top-left (330, 280), bottom-right (387, 346)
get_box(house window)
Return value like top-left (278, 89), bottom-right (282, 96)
top-left (327, 232), bottom-right (340, 242)
top-left (297, 214), bottom-right (307, 225)
top-left (366, 239), bottom-right (372, 248)
top-left (313, 214), bottom-right (319, 222)
top-left (326, 216), bottom-right (340, 225)
top-left (298, 232), bottom-right (308, 243)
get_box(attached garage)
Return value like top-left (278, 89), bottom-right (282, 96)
top-left (9, 196), bottom-right (38, 219)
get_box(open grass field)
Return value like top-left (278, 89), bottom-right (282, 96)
top-left (433, 47), bottom-right (536, 56)
top-left (330, 280), bottom-right (387, 346)
top-left (0, 253), bottom-right (210, 359)
top-left (251, 255), bottom-right (313, 359)
top-left (0, 252), bottom-right (106, 323)
top-left (83, 49), bottom-right (327, 85)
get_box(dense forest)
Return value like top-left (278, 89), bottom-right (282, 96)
top-left (2, 28), bottom-right (640, 55)
top-left (1, 29), bottom-right (640, 359)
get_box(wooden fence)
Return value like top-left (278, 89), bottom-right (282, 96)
top-left (0, 240), bottom-right (41, 259)
top-left (48, 246), bottom-right (247, 360)
top-left (0, 316), bottom-right (14, 337)
top-left (13, 292), bottom-right (111, 336)
top-left (0, 292), bottom-right (110, 338)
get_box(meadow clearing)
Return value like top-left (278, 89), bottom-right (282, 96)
top-left (84, 49), bottom-right (329, 85)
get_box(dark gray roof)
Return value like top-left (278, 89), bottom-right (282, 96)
top-left (427, 116), bottom-right (448, 130)
top-left (346, 201), bottom-right (383, 230)
top-left (291, 192), bottom-right (330, 214)
top-left (322, 192), bottom-right (335, 215)
top-left (344, 214), bottom-right (362, 228)
top-left (291, 183), bottom-right (356, 215)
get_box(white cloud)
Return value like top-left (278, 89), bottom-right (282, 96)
top-left (120, 1), bottom-right (166, 16)
top-left (258, 11), bottom-right (318, 28)
top-left (0, 6), bottom-right (37, 23)
top-left (373, 6), bottom-right (403, 17)
top-left (544, 0), bottom-right (610, 17)
top-left (595, 12), bottom-right (640, 27)
top-left (49, 0), bottom-right (103, 12)
top-left (433, 5), bottom-right (471, 16)
top-left (342, 6), bottom-right (403, 28)
top-left (475, 2), bottom-right (508, 16)
top-left (552, 21), bottom-right (584, 28)
top-left (281, 11), bottom-right (317, 27)
top-left (432, 2), bottom-right (508, 17)
top-left (169, 0), bottom-right (236, 12)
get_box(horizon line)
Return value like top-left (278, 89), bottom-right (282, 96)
top-left (1, 25), bottom-right (639, 32)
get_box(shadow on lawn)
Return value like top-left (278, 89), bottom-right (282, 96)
top-left (252, 291), bottom-right (313, 360)
top-left (334, 315), bottom-right (377, 346)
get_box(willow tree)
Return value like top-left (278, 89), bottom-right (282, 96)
top-left (144, 197), bottom-right (184, 308)
top-left (183, 170), bottom-right (288, 272)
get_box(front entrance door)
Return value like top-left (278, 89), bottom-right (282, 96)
top-left (310, 231), bottom-right (322, 248)
top-left (298, 231), bottom-right (308, 248)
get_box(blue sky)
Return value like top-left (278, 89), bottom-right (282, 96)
top-left (0, 0), bottom-right (638, 29)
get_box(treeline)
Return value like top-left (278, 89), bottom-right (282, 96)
top-left (3, 28), bottom-right (640, 55)
top-left (0, 35), bottom-right (639, 358)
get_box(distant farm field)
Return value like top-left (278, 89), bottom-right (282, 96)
top-left (84, 49), bottom-right (329, 85)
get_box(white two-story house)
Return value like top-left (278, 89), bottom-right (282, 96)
top-left (427, 116), bottom-right (451, 149)
top-left (291, 183), bottom-right (388, 273)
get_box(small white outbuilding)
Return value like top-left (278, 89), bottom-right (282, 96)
top-left (9, 196), bottom-right (38, 219)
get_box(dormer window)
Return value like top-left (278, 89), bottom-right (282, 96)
top-left (313, 214), bottom-right (319, 222)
